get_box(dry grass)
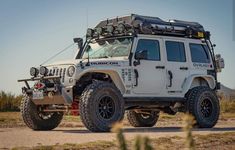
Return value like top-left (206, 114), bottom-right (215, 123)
top-left (12, 141), bottom-right (116, 150)
top-left (0, 112), bottom-right (24, 128)
top-left (220, 100), bottom-right (235, 113)
top-left (1, 111), bottom-right (235, 128)
top-left (11, 132), bottom-right (235, 150)
top-left (0, 100), bottom-right (234, 128)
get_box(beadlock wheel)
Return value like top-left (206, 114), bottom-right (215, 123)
top-left (79, 81), bottom-right (125, 132)
top-left (186, 86), bottom-right (220, 128)
top-left (20, 95), bottom-right (63, 130)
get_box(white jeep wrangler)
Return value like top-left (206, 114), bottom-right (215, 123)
top-left (18, 14), bottom-right (224, 132)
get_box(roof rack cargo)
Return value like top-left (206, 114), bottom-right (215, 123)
top-left (87, 14), bottom-right (210, 40)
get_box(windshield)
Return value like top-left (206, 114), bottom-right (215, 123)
top-left (81, 37), bottom-right (133, 59)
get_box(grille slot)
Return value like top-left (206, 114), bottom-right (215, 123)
top-left (52, 69), bottom-right (55, 76)
top-left (56, 68), bottom-right (59, 76)
top-left (47, 67), bottom-right (66, 83)
top-left (62, 68), bottom-right (66, 82)
top-left (59, 68), bottom-right (63, 77)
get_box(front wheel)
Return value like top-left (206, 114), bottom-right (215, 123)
top-left (186, 86), bottom-right (220, 128)
top-left (79, 81), bottom-right (125, 132)
top-left (20, 95), bottom-right (63, 130)
top-left (127, 110), bottom-right (159, 127)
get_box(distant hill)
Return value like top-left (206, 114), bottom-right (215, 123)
top-left (218, 84), bottom-right (235, 100)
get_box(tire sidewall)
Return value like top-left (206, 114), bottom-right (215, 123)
top-left (127, 110), bottom-right (159, 127)
top-left (188, 87), bottom-right (220, 128)
top-left (80, 81), bottom-right (125, 131)
top-left (136, 111), bottom-right (159, 126)
top-left (91, 85), bottom-right (124, 128)
top-left (21, 95), bottom-right (63, 130)
top-left (195, 90), bottom-right (219, 127)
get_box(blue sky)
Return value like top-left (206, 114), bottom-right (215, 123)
top-left (0, 0), bottom-right (234, 94)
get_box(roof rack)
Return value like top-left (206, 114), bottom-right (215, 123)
top-left (86, 14), bottom-right (210, 40)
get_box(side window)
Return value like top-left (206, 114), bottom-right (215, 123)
top-left (190, 44), bottom-right (210, 63)
top-left (166, 41), bottom-right (186, 62)
top-left (135, 39), bottom-right (160, 61)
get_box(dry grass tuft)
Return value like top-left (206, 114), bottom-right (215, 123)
top-left (112, 122), bottom-right (127, 150)
top-left (182, 114), bottom-right (195, 150)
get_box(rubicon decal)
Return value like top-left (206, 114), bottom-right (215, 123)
top-left (90, 62), bottom-right (119, 66)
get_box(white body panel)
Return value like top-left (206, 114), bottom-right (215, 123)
top-left (45, 34), bottom-right (217, 101)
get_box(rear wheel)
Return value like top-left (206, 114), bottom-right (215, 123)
top-left (127, 110), bottom-right (159, 127)
top-left (79, 81), bottom-right (125, 132)
top-left (20, 95), bottom-right (63, 130)
top-left (186, 86), bottom-right (220, 128)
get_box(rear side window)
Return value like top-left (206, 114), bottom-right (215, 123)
top-left (136, 39), bottom-right (160, 61)
top-left (190, 44), bottom-right (210, 63)
top-left (166, 41), bottom-right (186, 62)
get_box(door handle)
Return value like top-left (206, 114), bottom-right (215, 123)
top-left (134, 69), bottom-right (139, 86)
top-left (156, 66), bottom-right (165, 69)
top-left (180, 67), bottom-right (188, 70)
top-left (168, 70), bottom-right (173, 87)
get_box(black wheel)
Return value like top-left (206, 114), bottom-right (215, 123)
top-left (127, 110), bottom-right (159, 127)
top-left (20, 95), bottom-right (63, 130)
top-left (79, 81), bottom-right (125, 132)
top-left (186, 86), bottom-right (220, 128)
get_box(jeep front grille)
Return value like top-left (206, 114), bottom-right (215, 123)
top-left (48, 68), bottom-right (67, 83)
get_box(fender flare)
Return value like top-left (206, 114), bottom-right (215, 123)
top-left (77, 68), bottom-right (126, 94)
top-left (182, 74), bottom-right (216, 95)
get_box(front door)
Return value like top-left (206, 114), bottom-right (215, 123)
top-left (132, 37), bottom-right (166, 95)
top-left (164, 39), bottom-right (189, 94)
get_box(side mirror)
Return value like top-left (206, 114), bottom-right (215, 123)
top-left (215, 54), bottom-right (225, 72)
top-left (73, 38), bottom-right (83, 50)
top-left (135, 50), bottom-right (148, 60)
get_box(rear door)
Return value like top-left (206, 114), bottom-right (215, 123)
top-left (164, 39), bottom-right (189, 95)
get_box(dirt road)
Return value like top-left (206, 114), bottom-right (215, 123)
top-left (1, 125), bottom-right (235, 149)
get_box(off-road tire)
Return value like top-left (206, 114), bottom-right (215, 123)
top-left (20, 95), bottom-right (63, 130)
top-left (127, 110), bottom-right (159, 127)
top-left (186, 86), bottom-right (220, 128)
top-left (79, 81), bottom-right (125, 132)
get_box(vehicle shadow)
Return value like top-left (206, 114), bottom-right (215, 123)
top-left (57, 126), bottom-right (235, 134)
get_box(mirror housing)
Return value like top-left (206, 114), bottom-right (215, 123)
top-left (135, 50), bottom-right (148, 60)
top-left (73, 38), bottom-right (83, 50)
top-left (215, 54), bottom-right (225, 72)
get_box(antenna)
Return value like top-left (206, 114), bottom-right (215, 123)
top-left (86, 8), bottom-right (88, 28)
top-left (40, 43), bottom-right (74, 66)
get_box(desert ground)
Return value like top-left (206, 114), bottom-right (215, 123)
top-left (0, 112), bottom-right (235, 149)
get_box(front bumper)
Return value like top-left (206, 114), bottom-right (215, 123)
top-left (18, 76), bottom-right (73, 105)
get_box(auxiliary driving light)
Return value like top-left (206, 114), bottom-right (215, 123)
top-left (86, 28), bottom-right (94, 38)
top-left (39, 66), bottom-right (48, 76)
top-left (67, 66), bottom-right (75, 77)
top-left (106, 25), bottom-right (114, 34)
top-left (30, 67), bottom-right (39, 77)
top-left (95, 27), bottom-right (103, 35)
top-left (117, 23), bottom-right (125, 33)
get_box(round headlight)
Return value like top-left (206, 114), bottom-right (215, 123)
top-left (86, 28), bottom-right (94, 38)
top-left (39, 66), bottom-right (48, 76)
top-left (67, 66), bottom-right (75, 77)
top-left (30, 67), bottom-right (39, 77)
